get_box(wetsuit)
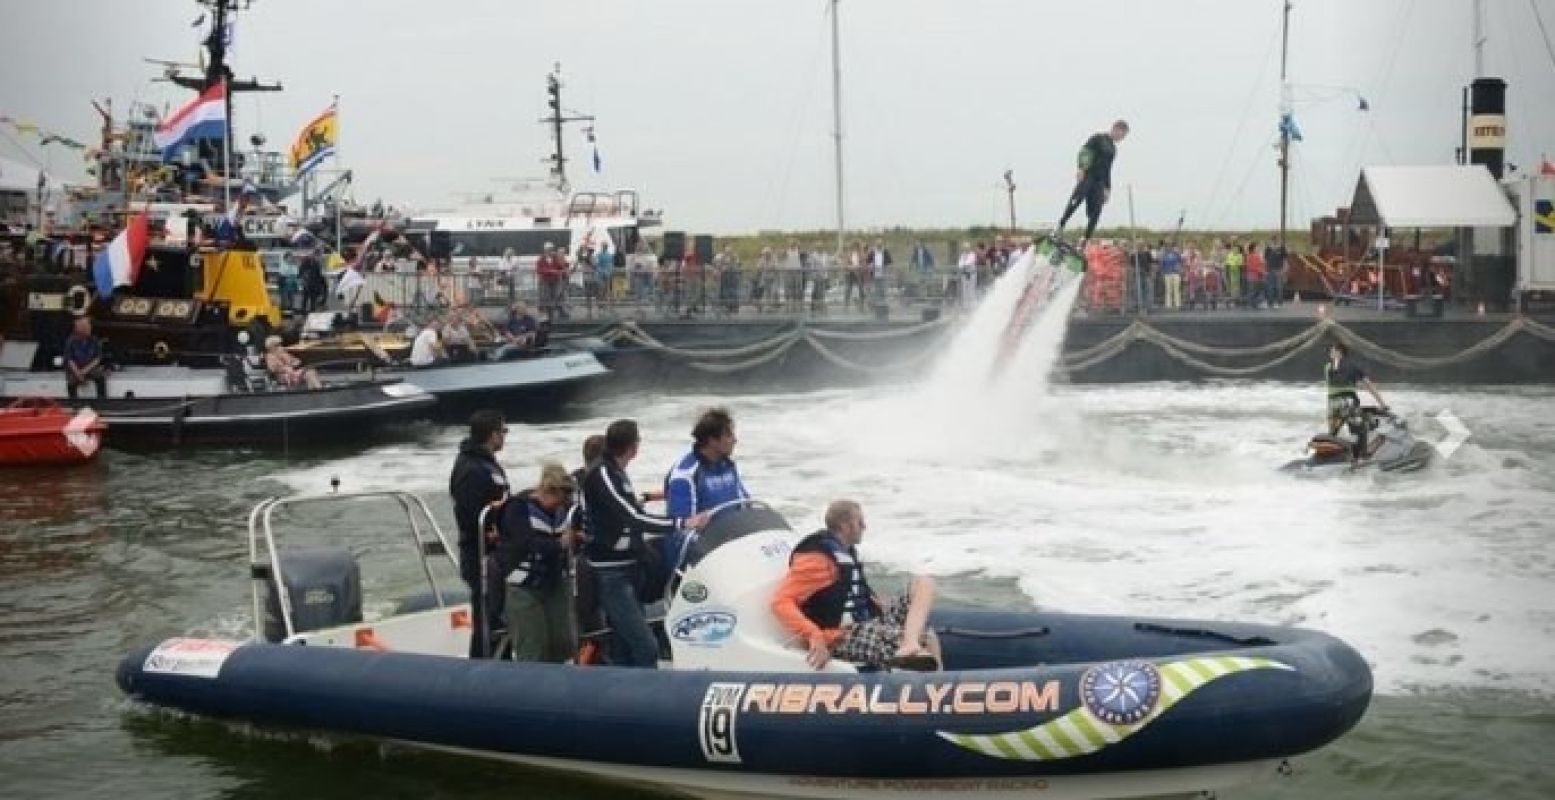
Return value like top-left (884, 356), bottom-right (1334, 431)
top-left (1057, 133), bottom-right (1118, 241)
top-left (1325, 358), bottom-right (1369, 458)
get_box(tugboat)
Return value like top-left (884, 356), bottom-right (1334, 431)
top-left (0, 1), bottom-right (437, 448)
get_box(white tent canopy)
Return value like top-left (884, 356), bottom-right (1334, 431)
top-left (1347, 165), bottom-right (1517, 228)
top-left (0, 155), bottom-right (58, 192)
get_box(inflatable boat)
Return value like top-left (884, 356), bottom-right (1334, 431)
top-left (117, 491), bottom-right (1372, 799)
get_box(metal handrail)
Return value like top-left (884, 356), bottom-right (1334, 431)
top-left (662, 498), bottom-right (773, 603)
top-left (246, 489), bottom-right (461, 643)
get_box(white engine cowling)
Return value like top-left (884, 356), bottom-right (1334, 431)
top-left (665, 509), bottom-right (855, 674)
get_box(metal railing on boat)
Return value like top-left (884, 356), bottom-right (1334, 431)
top-left (247, 490), bottom-right (460, 643)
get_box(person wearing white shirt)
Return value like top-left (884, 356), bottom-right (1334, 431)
top-left (957, 243), bottom-right (979, 311)
top-left (409, 321), bottom-right (444, 367)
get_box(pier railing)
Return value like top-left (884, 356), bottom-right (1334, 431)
top-left (322, 266), bottom-right (972, 321)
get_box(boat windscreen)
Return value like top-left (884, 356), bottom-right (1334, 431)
top-left (679, 505), bottom-right (792, 569)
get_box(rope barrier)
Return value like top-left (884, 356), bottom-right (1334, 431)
top-left (1058, 316), bottom-right (1544, 376)
top-left (555, 314), bottom-right (1549, 378)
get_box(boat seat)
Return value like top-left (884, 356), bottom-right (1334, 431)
top-left (667, 520), bottom-right (856, 674)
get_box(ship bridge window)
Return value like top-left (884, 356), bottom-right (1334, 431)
top-left (439, 230), bottom-right (574, 259)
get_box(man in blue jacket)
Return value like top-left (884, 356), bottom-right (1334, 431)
top-left (665, 408), bottom-right (750, 520)
top-left (663, 408), bottom-right (750, 578)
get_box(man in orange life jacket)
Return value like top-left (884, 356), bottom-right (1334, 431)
top-left (771, 500), bottom-right (941, 671)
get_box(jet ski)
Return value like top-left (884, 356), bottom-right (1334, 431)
top-left (1281, 407), bottom-right (1434, 476)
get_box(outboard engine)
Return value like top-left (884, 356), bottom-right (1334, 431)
top-left (261, 548), bottom-right (364, 642)
top-left (665, 506), bottom-right (856, 673)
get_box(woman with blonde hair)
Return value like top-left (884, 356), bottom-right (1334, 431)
top-left (263, 335), bottom-right (322, 390)
top-left (495, 461), bottom-right (581, 662)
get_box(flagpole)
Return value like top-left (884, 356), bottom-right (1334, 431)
top-left (333, 95), bottom-right (342, 256)
top-left (222, 82), bottom-right (231, 216)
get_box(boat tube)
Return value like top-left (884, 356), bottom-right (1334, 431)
top-left (117, 493), bottom-right (1372, 800)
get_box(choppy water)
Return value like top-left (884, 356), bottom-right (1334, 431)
top-left (3, 253), bottom-right (1553, 797)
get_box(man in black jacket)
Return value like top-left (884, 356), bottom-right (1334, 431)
top-left (448, 409), bottom-right (510, 657)
top-left (1054, 120), bottom-right (1130, 247)
top-left (581, 419), bottom-right (710, 667)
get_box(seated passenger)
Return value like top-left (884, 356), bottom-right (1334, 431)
top-left (408, 320), bottom-right (445, 367)
top-left (63, 317), bottom-right (109, 400)
top-left (263, 335), bottom-right (322, 390)
top-left (442, 314), bottom-right (476, 363)
top-left (495, 302), bottom-right (539, 361)
top-left (496, 462), bottom-right (581, 663)
top-left (771, 500), bottom-right (940, 671)
top-left (505, 302), bottom-right (539, 349)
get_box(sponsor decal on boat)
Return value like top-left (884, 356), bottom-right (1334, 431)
top-left (938, 656), bottom-right (1295, 761)
top-left (787, 776), bottom-right (1052, 793)
top-left (142, 638), bottom-right (240, 679)
top-left (697, 679), bottom-right (1060, 765)
top-left (740, 679), bottom-right (1060, 717)
top-left (670, 610), bottom-right (737, 646)
top-left (699, 682), bottom-right (744, 764)
top-left (679, 580), bottom-right (708, 603)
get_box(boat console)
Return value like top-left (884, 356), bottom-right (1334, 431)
top-left (665, 503), bottom-right (857, 673)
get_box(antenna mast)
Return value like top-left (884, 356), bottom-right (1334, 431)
top-left (541, 63), bottom-right (594, 193)
top-left (830, 0), bottom-right (845, 256)
top-left (1277, 0), bottom-right (1293, 251)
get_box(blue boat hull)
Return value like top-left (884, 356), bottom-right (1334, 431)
top-left (116, 609), bottom-right (1371, 784)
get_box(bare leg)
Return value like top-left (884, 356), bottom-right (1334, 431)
top-left (895, 575), bottom-right (935, 658)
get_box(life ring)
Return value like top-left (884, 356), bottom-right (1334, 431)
top-left (66, 285), bottom-right (92, 317)
top-left (152, 341), bottom-right (172, 360)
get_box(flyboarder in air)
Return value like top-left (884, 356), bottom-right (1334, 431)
top-left (1051, 119), bottom-right (1129, 262)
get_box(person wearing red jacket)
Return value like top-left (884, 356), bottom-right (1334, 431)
top-left (536, 241), bottom-right (570, 320)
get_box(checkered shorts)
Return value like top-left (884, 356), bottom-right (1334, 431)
top-left (831, 592), bottom-right (925, 666)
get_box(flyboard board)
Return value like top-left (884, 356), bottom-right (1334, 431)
top-left (991, 236), bottom-right (1086, 375)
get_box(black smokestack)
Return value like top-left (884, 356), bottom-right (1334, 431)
top-left (1468, 77), bottom-right (1508, 179)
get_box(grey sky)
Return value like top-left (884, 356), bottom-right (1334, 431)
top-left (3, 0), bottom-right (1553, 234)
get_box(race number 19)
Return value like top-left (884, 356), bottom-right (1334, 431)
top-left (699, 683), bottom-right (745, 764)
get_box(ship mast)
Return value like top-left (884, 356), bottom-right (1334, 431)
top-left (830, 0), bottom-right (846, 257)
top-left (541, 63), bottom-right (594, 194)
top-left (1277, 0), bottom-right (1292, 252)
top-left (165, 0), bottom-right (282, 200)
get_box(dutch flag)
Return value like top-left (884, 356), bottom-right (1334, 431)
top-left (92, 213), bottom-right (150, 293)
top-left (154, 81), bottom-right (228, 160)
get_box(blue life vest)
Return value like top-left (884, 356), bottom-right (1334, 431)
top-left (498, 494), bottom-right (571, 591)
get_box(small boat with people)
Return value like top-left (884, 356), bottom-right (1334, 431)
top-left (117, 491), bottom-right (1372, 799)
top-left (283, 311), bottom-right (610, 416)
top-left (0, 341), bottom-right (434, 447)
top-left (0, 397), bottom-right (107, 466)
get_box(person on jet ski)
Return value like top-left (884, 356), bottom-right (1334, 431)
top-left (1325, 342), bottom-right (1388, 461)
